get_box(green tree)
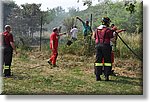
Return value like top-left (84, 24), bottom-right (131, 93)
top-left (78, 0), bottom-right (140, 14)
top-left (54, 6), bottom-right (65, 16)
top-left (75, 0), bottom-right (142, 33)
top-left (2, 1), bottom-right (17, 29)
top-left (45, 8), bottom-right (57, 24)
top-left (83, 0), bottom-right (92, 7)
top-left (68, 7), bottom-right (79, 16)
top-left (20, 3), bottom-right (42, 36)
top-left (63, 17), bottom-right (75, 33)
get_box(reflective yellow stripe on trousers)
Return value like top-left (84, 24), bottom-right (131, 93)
top-left (104, 63), bottom-right (112, 66)
top-left (95, 63), bottom-right (103, 66)
top-left (3, 65), bottom-right (10, 73)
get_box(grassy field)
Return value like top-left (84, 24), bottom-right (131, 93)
top-left (2, 49), bottom-right (143, 95)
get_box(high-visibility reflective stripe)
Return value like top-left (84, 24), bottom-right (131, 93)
top-left (3, 66), bottom-right (10, 73)
top-left (95, 63), bottom-right (103, 66)
top-left (104, 63), bottom-right (112, 66)
top-left (3, 65), bottom-right (4, 73)
top-left (4, 66), bottom-right (10, 69)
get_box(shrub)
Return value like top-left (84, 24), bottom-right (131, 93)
top-left (117, 33), bottom-right (142, 60)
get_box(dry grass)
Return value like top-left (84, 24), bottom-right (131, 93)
top-left (2, 49), bottom-right (143, 95)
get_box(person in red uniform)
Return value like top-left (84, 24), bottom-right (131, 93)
top-left (93, 17), bottom-right (122, 81)
top-left (2, 25), bottom-right (17, 77)
top-left (48, 27), bottom-right (66, 67)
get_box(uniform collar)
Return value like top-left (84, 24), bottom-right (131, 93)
top-left (97, 25), bottom-right (107, 29)
top-left (4, 31), bottom-right (9, 35)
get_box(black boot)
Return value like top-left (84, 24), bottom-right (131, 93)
top-left (52, 64), bottom-right (59, 67)
top-left (4, 69), bottom-right (11, 77)
top-left (48, 60), bottom-right (52, 65)
top-left (96, 75), bottom-right (101, 81)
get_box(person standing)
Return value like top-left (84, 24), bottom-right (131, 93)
top-left (76, 16), bottom-right (92, 55)
top-left (93, 17), bottom-right (115, 81)
top-left (110, 24), bottom-right (118, 52)
top-left (110, 24), bottom-right (125, 63)
top-left (48, 27), bottom-right (65, 67)
top-left (110, 24), bottom-right (125, 52)
top-left (76, 16), bottom-right (92, 38)
top-left (3, 25), bottom-right (17, 77)
top-left (70, 25), bottom-right (78, 41)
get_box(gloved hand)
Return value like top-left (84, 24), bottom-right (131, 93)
top-left (76, 16), bottom-right (79, 19)
top-left (63, 32), bottom-right (67, 35)
top-left (122, 29), bottom-right (126, 31)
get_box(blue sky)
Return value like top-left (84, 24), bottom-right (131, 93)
top-left (10, 0), bottom-right (100, 11)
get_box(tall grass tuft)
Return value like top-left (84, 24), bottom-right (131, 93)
top-left (117, 33), bottom-right (142, 60)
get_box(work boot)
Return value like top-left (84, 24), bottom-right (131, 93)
top-left (4, 73), bottom-right (12, 78)
top-left (4, 75), bottom-right (11, 78)
top-left (105, 76), bottom-right (109, 81)
top-left (4, 69), bottom-right (11, 77)
top-left (96, 75), bottom-right (101, 81)
top-left (110, 70), bottom-right (116, 76)
top-left (47, 60), bottom-right (52, 65)
top-left (52, 64), bottom-right (59, 67)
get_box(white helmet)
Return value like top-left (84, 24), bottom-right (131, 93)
top-left (53, 27), bottom-right (58, 32)
top-left (5, 25), bottom-right (11, 29)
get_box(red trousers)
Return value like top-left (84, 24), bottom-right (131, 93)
top-left (50, 49), bottom-right (58, 65)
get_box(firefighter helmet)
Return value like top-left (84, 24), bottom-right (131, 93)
top-left (5, 25), bottom-right (11, 30)
top-left (53, 27), bottom-right (58, 32)
top-left (101, 17), bottom-right (111, 25)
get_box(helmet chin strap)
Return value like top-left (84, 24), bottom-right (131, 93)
top-left (106, 24), bottom-right (110, 27)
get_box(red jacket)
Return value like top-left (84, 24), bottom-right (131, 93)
top-left (3, 31), bottom-right (14, 47)
top-left (50, 32), bottom-right (59, 50)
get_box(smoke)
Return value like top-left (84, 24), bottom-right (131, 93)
top-left (44, 13), bottom-right (68, 33)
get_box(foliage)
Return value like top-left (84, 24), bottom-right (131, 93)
top-left (62, 17), bottom-right (76, 33)
top-left (4, 2), bottom-right (60, 36)
top-left (117, 32), bottom-right (142, 60)
top-left (3, 2), bottom-right (63, 48)
top-left (6, 3), bottom-right (42, 36)
top-left (19, 51), bottom-right (29, 61)
top-left (125, 3), bottom-right (135, 14)
top-left (45, 9), bottom-right (57, 24)
top-left (2, 0), bottom-right (143, 95)
top-left (53, 6), bottom-right (65, 16)
top-left (57, 31), bottom-right (142, 60)
top-left (2, 0), bottom-right (142, 60)
top-left (68, 7), bottom-right (79, 16)
top-left (78, 0), bottom-right (139, 14)
top-left (75, 1), bottom-right (143, 33)
top-left (44, 6), bottom-right (67, 32)
top-left (2, 1), bottom-right (18, 29)
top-left (59, 41), bottom-right (83, 56)
top-left (83, 0), bottom-right (92, 7)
